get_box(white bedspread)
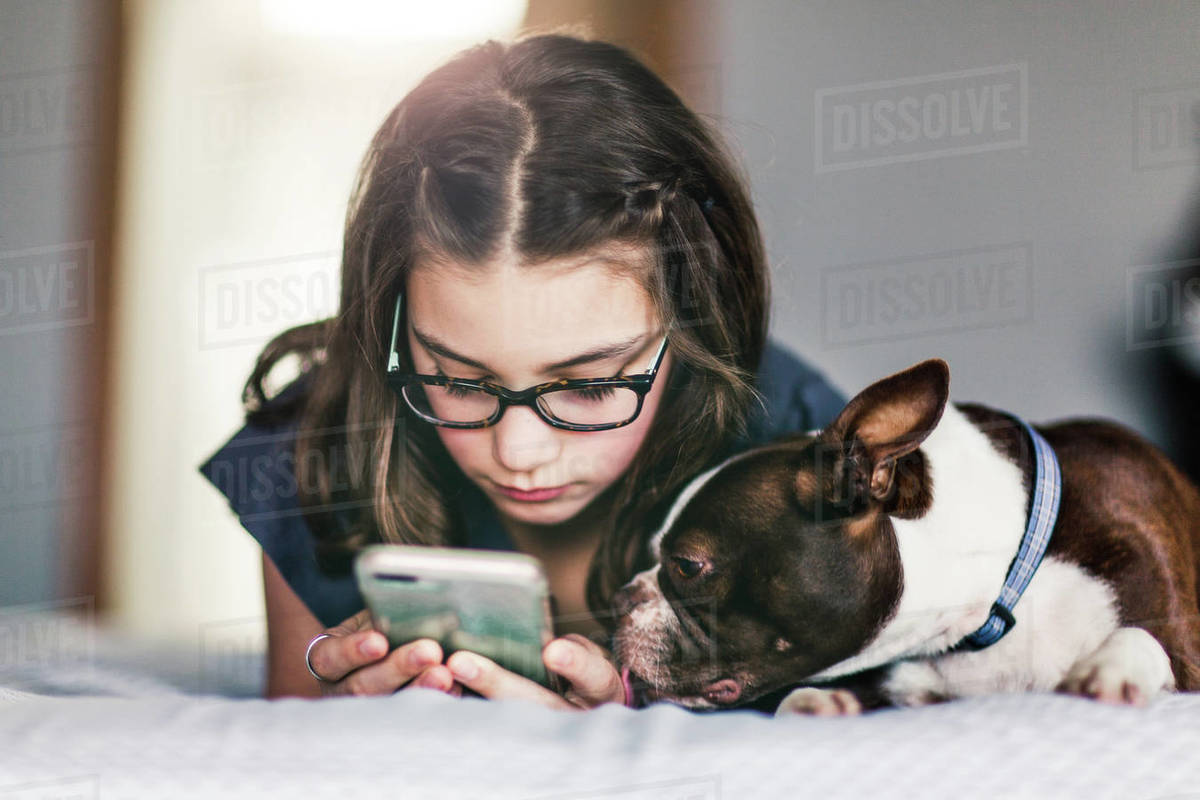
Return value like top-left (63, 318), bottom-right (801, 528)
top-left (1, 618), bottom-right (1198, 799)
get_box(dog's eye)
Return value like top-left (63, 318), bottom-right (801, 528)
top-left (671, 557), bottom-right (705, 580)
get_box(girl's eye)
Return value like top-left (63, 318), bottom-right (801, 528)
top-left (433, 367), bottom-right (489, 398)
top-left (671, 557), bottom-right (705, 580)
top-left (572, 385), bottom-right (617, 402)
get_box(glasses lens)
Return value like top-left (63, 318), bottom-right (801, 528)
top-left (403, 382), bottom-right (498, 424)
top-left (537, 385), bottom-right (641, 426)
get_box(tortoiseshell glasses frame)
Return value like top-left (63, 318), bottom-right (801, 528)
top-left (383, 291), bottom-right (670, 432)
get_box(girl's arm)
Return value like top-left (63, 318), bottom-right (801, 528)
top-left (262, 552), bottom-right (325, 698)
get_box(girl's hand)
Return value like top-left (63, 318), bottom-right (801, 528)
top-left (445, 633), bottom-right (626, 710)
top-left (307, 610), bottom-right (464, 698)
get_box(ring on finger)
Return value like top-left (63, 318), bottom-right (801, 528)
top-left (305, 632), bottom-right (334, 683)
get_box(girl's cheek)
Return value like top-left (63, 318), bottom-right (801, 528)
top-left (434, 428), bottom-right (488, 469)
top-left (567, 434), bottom-right (638, 481)
top-left (570, 411), bottom-right (657, 480)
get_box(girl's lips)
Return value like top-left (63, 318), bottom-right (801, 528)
top-left (494, 482), bottom-right (570, 502)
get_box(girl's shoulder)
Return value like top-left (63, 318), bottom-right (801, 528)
top-left (198, 374), bottom-right (366, 628)
top-left (733, 337), bottom-right (847, 451)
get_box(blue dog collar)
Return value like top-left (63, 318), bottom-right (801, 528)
top-left (951, 413), bottom-right (1062, 651)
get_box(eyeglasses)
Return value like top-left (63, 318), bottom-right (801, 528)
top-left (384, 292), bottom-right (670, 431)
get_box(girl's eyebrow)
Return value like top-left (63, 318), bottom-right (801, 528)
top-left (411, 326), bottom-right (650, 374)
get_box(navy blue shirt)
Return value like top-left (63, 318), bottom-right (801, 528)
top-left (199, 339), bottom-right (846, 628)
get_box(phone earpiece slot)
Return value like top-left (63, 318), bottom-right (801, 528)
top-left (374, 573), bottom-right (419, 582)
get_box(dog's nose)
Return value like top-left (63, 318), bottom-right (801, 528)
top-left (612, 579), bottom-right (655, 619)
top-left (612, 583), bottom-right (643, 619)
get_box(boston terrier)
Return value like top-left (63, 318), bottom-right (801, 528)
top-left (612, 359), bottom-right (1200, 714)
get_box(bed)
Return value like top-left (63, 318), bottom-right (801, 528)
top-left (1, 610), bottom-right (1198, 799)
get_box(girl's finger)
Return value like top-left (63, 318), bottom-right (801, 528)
top-left (338, 639), bottom-right (444, 695)
top-left (445, 651), bottom-right (573, 710)
top-left (309, 609), bottom-right (384, 685)
top-left (310, 629), bottom-right (389, 684)
top-left (406, 664), bottom-right (457, 693)
top-left (543, 635), bottom-right (625, 707)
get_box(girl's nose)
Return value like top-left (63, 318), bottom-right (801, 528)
top-left (491, 404), bottom-right (563, 474)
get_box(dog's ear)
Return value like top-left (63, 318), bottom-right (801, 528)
top-left (818, 359), bottom-right (949, 511)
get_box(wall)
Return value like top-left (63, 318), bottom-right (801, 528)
top-left (714, 1), bottom-right (1200, 463)
top-left (0, 0), bottom-right (114, 611)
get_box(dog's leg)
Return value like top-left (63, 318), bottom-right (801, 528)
top-left (1056, 627), bottom-right (1176, 705)
top-left (877, 659), bottom-right (953, 707)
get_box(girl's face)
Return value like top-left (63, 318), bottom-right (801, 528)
top-left (404, 243), bottom-right (673, 530)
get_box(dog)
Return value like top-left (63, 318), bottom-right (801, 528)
top-left (612, 359), bottom-right (1200, 714)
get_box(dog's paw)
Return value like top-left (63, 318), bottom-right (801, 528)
top-left (775, 687), bottom-right (862, 717)
top-left (1056, 627), bottom-right (1175, 706)
top-left (1057, 662), bottom-right (1150, 705)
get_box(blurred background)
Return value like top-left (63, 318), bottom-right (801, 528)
top-left (1, 0), bottom-right (1197, 687)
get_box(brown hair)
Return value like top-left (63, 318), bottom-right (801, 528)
top-left (243, 33), bottom-right (770, 622)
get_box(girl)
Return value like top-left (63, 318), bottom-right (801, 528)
top-left (200, 32), bottom-right (846, 708)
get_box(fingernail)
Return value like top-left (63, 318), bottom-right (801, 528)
top-left (547, 642), bottom-right (573, 670)
top-left (360, 635), bottom-right (385, 658)
top-left (409, 643), bottom-right (435, 669)
top-left (450, 654), bottom-right (479, 681)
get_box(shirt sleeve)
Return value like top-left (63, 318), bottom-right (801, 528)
top-left (197, 389), bottom-right (365, 629)
top-left (734, 338), bottom-right (848, 451)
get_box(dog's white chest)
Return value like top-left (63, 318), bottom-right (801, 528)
top-left (883, 557), bottom-right (1120, 701)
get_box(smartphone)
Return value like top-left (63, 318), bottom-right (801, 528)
top-left (354, 544), bottom-right (556, 688)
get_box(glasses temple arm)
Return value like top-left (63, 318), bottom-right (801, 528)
top-left (645, 333), bottom-right (669, 373)
top-left (387, 292), bottom-right (403, 372)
